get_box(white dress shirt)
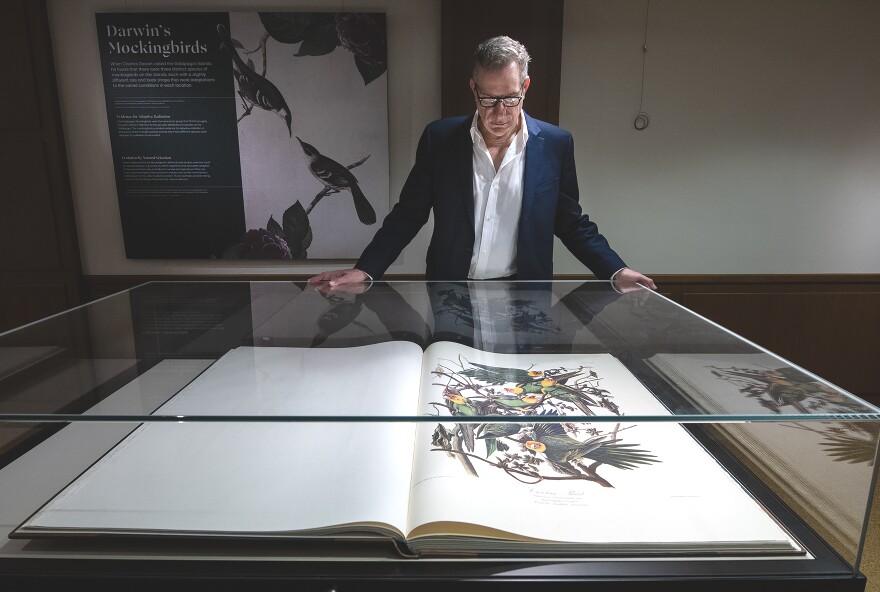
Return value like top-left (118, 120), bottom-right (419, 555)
top-left (468, 111), bottom-right (529, 279)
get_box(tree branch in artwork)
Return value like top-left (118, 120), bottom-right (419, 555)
top-left (217, 25), bottom-right (292, 136)
top-left (221, 147), bottom-right (372, 261)
top-left (239, 31), bottom-right (271, 76)
top-left (427, 358), bottom-right (661, 487)
top-left (709, 365), bottom-right (877, 465)
top-left (304, 154), bottom-right (371, 217)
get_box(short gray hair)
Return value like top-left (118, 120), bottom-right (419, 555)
top-left (473, 36), bottom-right (531, 83)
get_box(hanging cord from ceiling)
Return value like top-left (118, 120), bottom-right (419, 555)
top-left (634, 0), bottom-right (651, 131)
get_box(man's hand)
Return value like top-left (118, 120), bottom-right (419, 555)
top-left (308, 268), bottom-right (371, 294)
top-left (612, 268), bottom-right (657, 292)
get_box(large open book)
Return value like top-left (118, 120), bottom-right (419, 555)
top-left (15, 341), bottom-right (802, 557)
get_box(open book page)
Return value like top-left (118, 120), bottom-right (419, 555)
top-left (405, 342), bottom-right (799, 552)
top-left (22, 342), bottom-right (424, 538)
top-left (646, 353), bottom-right (877, 551)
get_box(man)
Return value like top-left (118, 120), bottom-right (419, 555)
top-left (310, 36), bottom-right (655, 291)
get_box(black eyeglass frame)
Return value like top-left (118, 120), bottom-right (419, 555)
top-left (473, 82), bottom-right (525, 108)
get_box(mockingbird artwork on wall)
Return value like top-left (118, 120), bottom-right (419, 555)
top-left (96, 11), bottom-right (389, 260)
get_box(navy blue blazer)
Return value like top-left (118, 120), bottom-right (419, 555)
top-left (356, 113), bottom-right (627, 281)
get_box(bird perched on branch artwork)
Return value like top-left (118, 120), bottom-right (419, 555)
top-left (217, 24), bottom-right (292, 136)
top-left (296, 137), bottom-right (376, 225)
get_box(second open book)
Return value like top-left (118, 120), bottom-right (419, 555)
top-left (17, 341), bottom-right (801, 557)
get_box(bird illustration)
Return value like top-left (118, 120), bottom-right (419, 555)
top-left (576, 440), bottom-right (660, 471)
top-left (504, 382), bottom-right (543, 396)
top-left (443, 391), bottom-right (482, 452)
top-left (460, 361), bottom-right (536, 386)
top-left (444, 391), bottom-right (478, 417)
top-left (502, 370), bottom-right (597, 410)
top-left (491, 393), bottom-right (546, 412)
top-left (296, 137), bottom-right (377, 225)
top-left (539, 383), bottom-right (600, 416)
top-left (524, 423), bottom-right (609, 475)
top-left (477, 422), bottom-right (524, 440)
top-left (216, 24), bottom-right (292, 136)
top-left (712, 366), bottom-right (837, 414)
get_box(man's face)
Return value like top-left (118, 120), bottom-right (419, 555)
top-left (470, 63), bottom-right (531, 142)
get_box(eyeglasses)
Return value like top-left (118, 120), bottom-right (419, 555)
top-left (474, 83), bottom-right (524, 108)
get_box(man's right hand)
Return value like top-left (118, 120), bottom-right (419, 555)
top-left (308, 268), bottom-right (370, 288)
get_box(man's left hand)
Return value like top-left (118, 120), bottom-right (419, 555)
top-left (613, 268), bottom-right (657, 292)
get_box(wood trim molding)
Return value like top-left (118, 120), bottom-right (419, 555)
top-left (557, 273), bottom-right (880, 286)
top-left (83, 273), bottom-right (880, 294)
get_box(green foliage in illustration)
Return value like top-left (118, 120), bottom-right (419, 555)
top-left (820, 429), bottom-right (878, 466)
top-left (711, 365), bottom-right (877, 466)
top-left (429, 359), bottom-right (660, 486)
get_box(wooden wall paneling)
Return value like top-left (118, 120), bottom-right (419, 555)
top-left (656, 275), bottom-right (880, 402)
top-left (0, 0), bottom-right (83, 333)
top-left (440, 0), bottom-right (563, 123)
top-left (681, 291), bottom-right (880, 400)
top-left (0, 140), bottom-right (62, 271)
top-left (83, 275), bottom-right (289, 301)
top-left (0, 1), bottom-right (95, 463)
top-left (26, 0), bottom-right (83, 300)
top-left (0, 0), bottom-right (42, 130)
top-left (0, 280), bottom-right (68, 336)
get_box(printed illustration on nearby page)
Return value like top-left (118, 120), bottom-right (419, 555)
top-left (646, 352), bottom-right (877, 552)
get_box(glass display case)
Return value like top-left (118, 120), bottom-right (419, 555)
top-left (0, 280), bottom-right (877, 590)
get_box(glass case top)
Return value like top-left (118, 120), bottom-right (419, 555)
top-left (0, 280), bottom-right (876, 422)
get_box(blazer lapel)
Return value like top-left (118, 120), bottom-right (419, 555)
top-left (455, 119), bottom-right (476, 231)
top-left (521, 113), bottom-right (544, 227)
